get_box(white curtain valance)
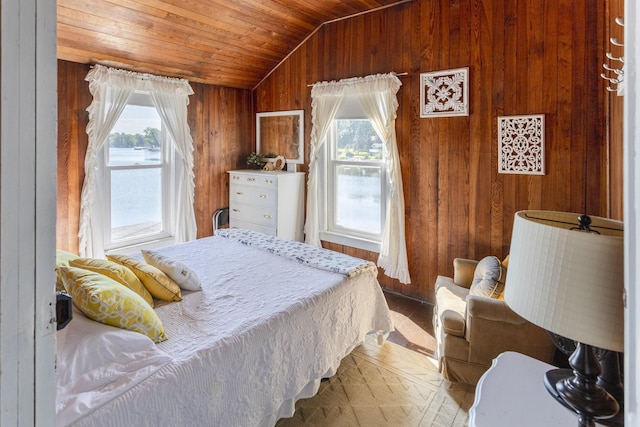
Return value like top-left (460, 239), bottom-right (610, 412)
top-left (86, 64), bottom-right (194, 96)
top-left (311, 73), bottom-right (402, 95)
top-left (305, 73), bottom-right (411, 284)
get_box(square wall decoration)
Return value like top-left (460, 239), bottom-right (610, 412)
top-left (498, 114), bottom-right (546, 175)
top-left (420, 67), bottom-right (469, 117)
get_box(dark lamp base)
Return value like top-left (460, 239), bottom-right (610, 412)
top-left (545, 369), bottom-right (623, 427)
top-left (543, 342), bottom-right (618, 427)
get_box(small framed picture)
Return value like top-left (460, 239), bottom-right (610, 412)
top-left (498, 114), bottom-right (545, 175)
top-left (420, 67), bottom-right (469, 118)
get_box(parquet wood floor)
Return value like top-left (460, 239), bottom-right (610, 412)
top-left (276, 292), bottom-right (475, 426)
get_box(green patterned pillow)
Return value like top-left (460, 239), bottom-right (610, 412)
top-left (59, 266), bottom-right (167, 343)
top-left (69, 257), bottom-right (154, 307)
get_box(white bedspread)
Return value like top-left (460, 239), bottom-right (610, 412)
top-left (62, 235), bottom-right (393, 427)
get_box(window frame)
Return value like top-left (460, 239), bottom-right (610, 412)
top-left (319, 115), bottom-right (388, 253)
top-left (100, 92), bottom-right (177, 252)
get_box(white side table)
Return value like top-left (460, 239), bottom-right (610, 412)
top-left (469, 351), bottom-right (605, 427)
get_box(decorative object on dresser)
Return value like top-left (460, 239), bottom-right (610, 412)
top-left (504, 211), bottom-right (624, 427)
top-left (246, 152), bottom-right (264, 169)
top-left (228, 170), bottom-right (305, 241)
top-left (262, 154), bottom-right (286, 171)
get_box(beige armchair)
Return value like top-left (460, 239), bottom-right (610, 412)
top-left (433, 257), bottom-right (556, 385)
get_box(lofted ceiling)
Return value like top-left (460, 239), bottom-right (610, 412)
top-left (57, 0), bottom-right (408, 89)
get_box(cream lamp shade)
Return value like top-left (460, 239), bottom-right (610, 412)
top-left (504, 211), bottom-right (624, 352)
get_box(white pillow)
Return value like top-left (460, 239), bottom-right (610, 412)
top-left (56, 309), bottom-right (172, 426)
top-left (469, 256), bottom-right (505, 298)
top-left (141, 249), bottom-right (202, 291)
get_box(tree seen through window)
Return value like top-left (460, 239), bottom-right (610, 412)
top-left (108, 127), bottom-right (161, 149)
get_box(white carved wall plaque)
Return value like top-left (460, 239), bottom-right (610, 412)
top-left (420, 67), bottom-right (469, 117)
top-left (498, 114), bottom-right (545, 175)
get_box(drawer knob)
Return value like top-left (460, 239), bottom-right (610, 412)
top-left (259, 194), bottom-right (268, 198)
top-left (233, 208), bottom-right (240, 212)
top-left (263, 214), bottom-right (272, 219)
top-left (236, 192), bottom-right (244, 195)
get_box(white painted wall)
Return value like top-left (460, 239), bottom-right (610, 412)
top-left (624, 2), bottom-right (639, 425)
top-left (0, 0), bottom-right (58, 425)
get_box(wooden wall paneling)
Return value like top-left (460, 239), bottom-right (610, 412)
top-left (190, 83), bottom-right (207, 237)
top-left (57, 61), bottom-right (72, 251)
top-left (352, 15), bottom-right (366, 78)
top-left (487, 0), bottom-right (506, 256)
top-left (606, 0), bottom-right (624, 220)
top-left (554, 0), bottom-right (575, 214)
top-left (490, 2), bottom-right (513, 259)
top-left (337, 20), bottom-right (351, 77)
top-left (416, 0), bottom-right (442, 299)
top-left (207, 85), bottom-right (222, 234)
top-left (395, 7), bottom-right (420, 299)
top-left (524, 1), bottom-right (544, 212)
top-left (500, 0), bottom-right (518, 243)
top-left (374, 12), bottom-right (390, 75)
top-left (420, 0), bottom-right (444, 301)
top-left (541, 0), bottom-right (561, 213)
top-left (585, 0), bottom-right (607, 216)
top-left (291, 47), bottom-right (304, 110)
top-left (57, 61), bottom-right (91, 253)
top-left (436, 1), bottom-right (453, 271)
top-left (251, 0), bottom-right (608, 303)
top-left (513, 1), bottom-right (532, 217)
top-left (573, 0), bottom-right (606, 217)
top-left (192, 85), bottom-right (253, 237)
top-left (468, 0), bottom-right (491, 259)
top-left (571, 1), bottom-right (589, 214)
top-left (590, 0), bottom-right (605, 216)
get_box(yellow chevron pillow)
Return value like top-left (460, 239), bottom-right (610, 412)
top-left (59, 266), bottom-right (167, 343)
top-left (69, 257), bottom-right (154, 307)
top-left (107, 254), bottom-right (182, 302)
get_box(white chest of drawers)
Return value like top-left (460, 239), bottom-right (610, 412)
top-left (228, 170), bottom-right (305, 241)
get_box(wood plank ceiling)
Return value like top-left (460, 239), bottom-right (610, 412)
top-left (57, 0), bottom-right (408, 89)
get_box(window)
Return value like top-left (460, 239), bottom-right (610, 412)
top-left (100, 92), bottom-right (175, 251)
top-left (80, 65), bottom-right (196, 259)
top-left (320, 97), bottom-right (387, 251)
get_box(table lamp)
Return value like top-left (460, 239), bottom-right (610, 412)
top-left (504, 211), bottom-right (624, 427)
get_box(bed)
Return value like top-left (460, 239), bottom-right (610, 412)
top-left (56, 229), bottom-right (394, 426)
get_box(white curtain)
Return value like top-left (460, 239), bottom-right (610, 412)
top-left (304, 84), bottom-right (345, 246)
top-left (305, 73), bottom-right (411, 284)
top-left (79, 64), bottom-right (195, 258)
top-left (149, 91), bottom-right (196, 243)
